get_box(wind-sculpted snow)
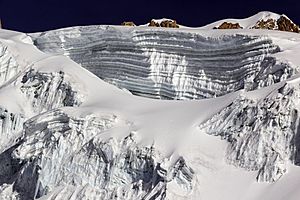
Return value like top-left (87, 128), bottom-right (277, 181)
top-left (9, 109), bottom-right (194, 200)
top-left (199, 82), bottom-right (300, 182)
top-left (31, 26), bottom-right (294, 99)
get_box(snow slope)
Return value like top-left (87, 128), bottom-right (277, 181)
top-left (0, 11), bottom-right (300, 200)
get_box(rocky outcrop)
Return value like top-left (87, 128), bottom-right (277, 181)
top-left (252, 19), bottom-right (276, 30)
top-left (252, 16), bottom-right (300, 33)
top-left (149, 20), bottom-right (160, 27)
top-left (149, 19), bottom-right (179, 28)
top-left (215, 22), bottom-right (243, 29)
top-left (160, 20), bottom-right (179, 28)
top-left (121, 22), bottom-right (136, 26)
top-left (277, 16), bottom-right (300, 33)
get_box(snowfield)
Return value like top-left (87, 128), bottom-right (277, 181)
top-left (1, 11), bottom-right (300, 200)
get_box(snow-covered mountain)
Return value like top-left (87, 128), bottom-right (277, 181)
top-left (1, 11), bottom-right (300, 200)
top-left (202, 11), bottom-right (300, 32)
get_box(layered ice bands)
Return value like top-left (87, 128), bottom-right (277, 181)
top-left (31, 26), bottom-right (293, 100)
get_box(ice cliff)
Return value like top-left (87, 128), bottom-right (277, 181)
top-left (31, 26), bottom-right (294, 100)
top-left (1, 11), bottom-right (300, 200)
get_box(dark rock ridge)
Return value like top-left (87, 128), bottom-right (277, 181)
top-left (252, 15), bottom-right (300, 33)
top-left (252, 19), bottom-right (276, 30)
top-left (149, 19), bottom-right (179, 28)
top-left (214, 22), bottom-right (243, 29)
top-left (121, 22), bottom-right (136, 26)
top-left (277, 16), bottom-right (300, 33)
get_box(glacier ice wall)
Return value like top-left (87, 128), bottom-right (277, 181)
top-left (0, 42), bottom-right (23, 87)
top-left (199, 82), bottom-right (300, 182)
top-left (31, 26), bottom-right (294, 100)
top-left (0, 108), bottom-right (24, 154)
top-left (2, 26), bottom-right (300, 200)
top-left (0, 48), bottom-right (87, 199)
top-left (20, 69), bottom-right (82, 113)
top-left (0, 35), bottom-right (195, 199)
top-left (11, 109), bottom-right (194, 200)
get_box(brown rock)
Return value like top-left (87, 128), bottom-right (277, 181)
top-left (277, 16), bottom-right (300, 33)
top-left (160, 20), bottom-right (179, 28)
top-left (121, 22), bottom-right (136, 26)
top-left (215, 22), bottom-right (243, 29)
top-left (252, 19), bottom-right (276, 30)
top-left (148, 20), bottom-right (160, 27)
top-left (148, 19), bottom-right (179, 28)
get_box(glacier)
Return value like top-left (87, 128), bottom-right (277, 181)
top-left (1, 11), bottom-right (300, 200)
top-left (31, 26), bottom-right (295, 100)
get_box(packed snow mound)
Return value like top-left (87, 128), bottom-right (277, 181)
top-left (1, 12), bottom-right (300, 200)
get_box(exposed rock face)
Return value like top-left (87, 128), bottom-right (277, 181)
top-left (199, 82), bottom-right (300, 182)
top-left (149, 20), bottom-right (160, 27)
top-left (252, 16), bottom-right (300, 33)
top-left (160, 20), bottom-right (179, 28)
top-left (148, 19), bottom-right (179, 28)
top-left (215, 22), bottom-right (243, 29)
top-left (252, 19), bottom-right (276, 30)
top-left (121, 22), bottom-right (136, 26)
top-left (277, 16), bottom-right (300, 33)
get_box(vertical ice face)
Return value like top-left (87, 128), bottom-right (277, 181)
top-left (2, 22), bottom-right (300, 200)
top-left (11, 109), bottom-right (195, 199)
top-left (19, 69), bottom-right (82, 113)
top-left (199, 82), bottom-right (300, 182)
top-left (31, 26), bottom-right (295, 100)
top-left (0, 108), bottom-right (24, 154)
top-left (0, 42), bottom-right (21, 87)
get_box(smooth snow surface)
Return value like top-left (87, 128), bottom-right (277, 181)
top-left (1, 11), bottom-right (300, 200)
